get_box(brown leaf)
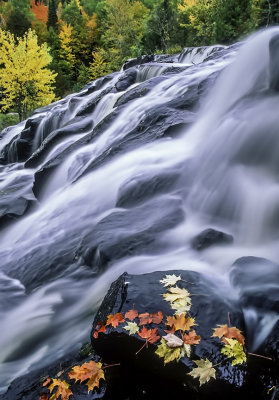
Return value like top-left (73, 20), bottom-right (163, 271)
top-left (125, 309), bottom-right (139, 321)
top-left (106, 313), bottom-right (124, 328)
top-left (39, 394), bottom-right (49, 400)
top-left (150, 311), bottom-right (164, 324)
top-left (68, 360), bottom-right (105, 392)
top-left (43, 378), bottom-right (51, 387)
top-left (138, 312), bottom-right (152, 326)
top-left (138, 327), bottom-right (160, 344)
top-left (48, 379), bottom-right (72, 400)
top-left (183, 330), bottom-right (201, 345)
top-left (212, 324), bottom-right (245, 345)
top-left (166, 314), bottom-right (196, 332)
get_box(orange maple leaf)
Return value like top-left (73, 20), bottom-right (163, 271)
top-left (212, 324), bottom-right (245, 345)
top-left (166, 314), bottom-right (196, 332)
top-left (183, 330), bottom-right (201, 345)
top-left (48, 379), bottom-right (72, 400)
top-left (106, 313), bottom-right (124, 328)
top-left (138, 327), bottom-right (160, 344)
top-left (138, 312), bottom-right (152, 325)
top-left (93, 322), bottom-right (106, 338)
top-left (150, 311), bottom-right (164, 324)
top-left (68, 360), bottom-right (105, 392)
top-left (125, 309), bottom-right (139, 321)
top-left (43, 378), bottom-right (51, 387)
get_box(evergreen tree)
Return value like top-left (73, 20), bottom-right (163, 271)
top-left (47, 0), bottom-right (58, 30)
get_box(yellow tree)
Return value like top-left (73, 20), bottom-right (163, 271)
top-left (0, 28), bottom-right (56, 120)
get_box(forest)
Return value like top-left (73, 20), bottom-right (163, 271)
top-left (0, 0), bottom-right (278, 123)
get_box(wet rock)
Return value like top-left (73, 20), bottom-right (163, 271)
top-left (116, 170), bottom-right (181, 208)
top-left (115, 68), bottom-right (138, 92)
top-left (191, 228), bottom-right (233, 251)
top-left (123, 55), bottom-right (155, 70)
top-left (230, 257), bottom-right (279, 365)
top-left (91, 270), bottom-right (246, 400)
top-left (75, 196), bottom-right (185, 268)
top-left (0, 347), bottom-right (106, 400)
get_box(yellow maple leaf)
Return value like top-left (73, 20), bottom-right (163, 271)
top-left (160, 274), bottom-right (181, 287)
top-left (68, 360), bottom-right (105, 392)
top-left (155, 338), bottom-right (181, 364)
top-left (188, 359), bottom-right (216, 386)
top-left (48, 379), bottom-right (72, 400)
top-left (221, 338), bottom-right (247, 366)
top-left (162, 286), bottom-right (192, 313)
top-left (166, 314), bottom-right (196, 332)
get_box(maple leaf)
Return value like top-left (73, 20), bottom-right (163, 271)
top-left (106, 313), bottom-right (124, 328)
top-left (138, 327), bottom-right (160, 344)
top-left (160, 274), bottom-right (181, 287)
top-left (48, 379), bottom-right (72, 400)
top-left (123, 322), bottom-right (139, 335)
top-left (183, 330), bottom-right (201, 345)
top-left (68, 360), bottom-right (105, 392)
top-left (43, 378), bottom-right (51, 387)
top-left (166, 314), bottom-right (196, 332)
top-left (188, 359), bottom-right (216, 386)
top-left (138, 312), bottom-right (153, 325)
top-left (155, 338), bottom-right (181, 364)
top-left (163, 333), bottom-right (183, 348)
top-left (93, 322), bottom-right (106, 339)
top-left (150, 311), bottom-right (164, 324)
top-left (125, 309), bottom-right (139, 321)
top-left (163, 286), bottom-right (191, 303)
top-left (212, 324), bottom-right (245, 345)
top-left (221, 338), bottom-right (247, 365)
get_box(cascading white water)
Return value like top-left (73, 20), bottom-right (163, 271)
top-left (1, 28), bottom-right (279, 393)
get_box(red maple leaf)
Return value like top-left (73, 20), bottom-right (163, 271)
top-left (125, 309), bottom-right (139, 321)
top-left (138, 313), bottom-right (152, 325)
top-left (106, 313), bottom-right (124, 328)
top-left (138, 327), bottom-right (160, 344)
top-left (150, 311), bottom-right (164, 324)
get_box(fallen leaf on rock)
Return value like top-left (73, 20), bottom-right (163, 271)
top-left (155, 338), bottom-right (181, 364)
top-left (188, 359), bottom-right (216, 386)
top-left (183, 330), bottom-right (201, 345)
top-left (163, 286), bottom-right (191, 304)
top-left (150, 311), bottom-right (164, 324)
top-left (163, 333), bottom-right (183, 348)
top-left (43, 378), bottom-right (51, 387)
top-left (212, 324), bottom-right (245, 345)
top-left (138, 312), bottom-right (152, 325)
top-left (106, 313), bottom-right (124, 328)
top-left (166, 314), bottom-right (196, 332)
top-left (221, 338), bottom-right (247, 365)
top-left (160, 274), bottom-right (181, 287)
top-left (125, 309), bottom-right (139, 321)
top-left (124, 321), bottom-right (140, 335)
top-left (68, 360), bottom-right (105, 392)
top-left (48, 379), bottom-right (72, 400)
top-left (138, 327), bottom-right (160, 344)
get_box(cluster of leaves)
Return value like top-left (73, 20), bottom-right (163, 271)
top-left (92, 273), bottom-right (247, 388)
top-left (40, 360), bottom-right (105, 400)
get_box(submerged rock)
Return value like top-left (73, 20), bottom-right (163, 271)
top-left (191, 228), bottom-right (233, 251)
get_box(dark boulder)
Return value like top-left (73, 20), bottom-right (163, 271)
top-left (191, 228), bottom-right (233, 251)
top-left (74, 196), bottom-right (185, 269)
top-left (91, 270), bottom-right (247, 400)
top-left (115, 68), bottom-right (138, 92)
top-left (122, 55), bottom-right (155, 70)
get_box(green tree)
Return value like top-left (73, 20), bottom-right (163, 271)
top-left (101, 0), bottom-right (149, 69)
top-left (0, 29), bottom-right (57, 120)
top-left (47, 0), bottom-right (58, 30)
top-left (6, 0), bottom-right (32, 37)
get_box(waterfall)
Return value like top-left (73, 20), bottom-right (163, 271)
top-left (1, 27), bottom-right (279, 393)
